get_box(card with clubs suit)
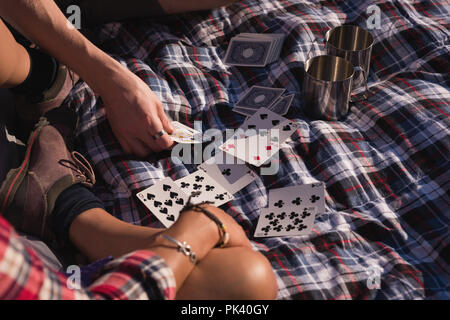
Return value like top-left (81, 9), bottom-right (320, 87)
top-left (253, 183), bottom-right (325, 238)
top-left (268, 183), bottom-right (326, 214)
top-left (198, 160), bottom-right (258, 195)
top-left (136, 177), bottom-right (190, 228)
top-left (174, 167), bottom-right (234, 207)
top-left (254, 206), bottom-right (317, 237)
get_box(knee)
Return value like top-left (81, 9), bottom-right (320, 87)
top-left (234, 248), bottom-right (278, 300)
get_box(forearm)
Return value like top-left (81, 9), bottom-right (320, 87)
top-left (69, 207), bottom-right (219, 291)
top-left (0, 0), bottom-right (121, 94)
top-left (159, 0), bottom-right (238, 14)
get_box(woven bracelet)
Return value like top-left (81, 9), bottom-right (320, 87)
top-left (181, 197), bottom-right (230, 248)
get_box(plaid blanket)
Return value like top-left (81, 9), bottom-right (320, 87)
top-left (65, 0), bottom-right (450, 299)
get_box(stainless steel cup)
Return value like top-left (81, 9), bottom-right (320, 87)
top-left (324, 25), bottom-right (373, 101)
top-left (302, 55), bottom-right (357, 121)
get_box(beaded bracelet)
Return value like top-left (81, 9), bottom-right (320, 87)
top-left (161, 234), bottom-right (197, 264)
top-left (180, 197), bottom-right (230, 248)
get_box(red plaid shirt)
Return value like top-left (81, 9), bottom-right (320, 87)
top-left (0, 216), bottom-right (176, 300)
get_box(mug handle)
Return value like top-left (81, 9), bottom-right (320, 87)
top-left (350, 66), bottom-right (370, 103)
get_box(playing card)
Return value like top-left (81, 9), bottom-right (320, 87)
top-left (224, 38), bottom-right (273, 67)
top-left (198, 160), bottom-right (258, 194)
top-left (269, 94), bottom-right (295, 115)
top-left (254, 206), bottom-right (317, 237)
top-left (174, 168), bottom-right (234, 207)
top-left (268, 183), bottom-right (326, 214)
top-left (235, 86), bottom-right (285, 110)
top-left (233, 106), bottom-right (257, 117)
top-left (225, 33), bottom-right (286, 66)
top-left (220, 108), bottom-right (299, 167)
top-left (170, 121), bottom-right (202, 144)
top-left (136, 177), bottom-right (190, 228)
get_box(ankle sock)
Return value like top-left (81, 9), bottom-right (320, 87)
top-left (50, 184), bottom-right (105, 244)
top-left (10, 47), bottom-right (59, 98)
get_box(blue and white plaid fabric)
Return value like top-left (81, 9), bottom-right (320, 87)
top-left (65, 0), bottom-right (449, 299)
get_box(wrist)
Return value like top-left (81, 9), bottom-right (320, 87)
top-left (73, 48), bottom-right (131, 96)
top-left (162, 209), bottom-right (219, 260)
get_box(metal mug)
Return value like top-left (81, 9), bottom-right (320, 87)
top-left (302, 55), bottom-right (363, 121)
top-left (324, 25), bottom-right (374, 101)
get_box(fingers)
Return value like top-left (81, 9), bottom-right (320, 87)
top-left (158, 104), bottom-right (175, 134)
top-left (145, 115), bottom-right (174, 152)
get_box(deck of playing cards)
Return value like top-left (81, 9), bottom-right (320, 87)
top-left (224, 33), bottom-right (286, 67)
top-left (233, 85), bottom-right (295, 117)
top-left (254, 183), bottom-right (325, 238)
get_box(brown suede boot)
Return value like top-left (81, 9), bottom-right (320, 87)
top-left (13, 64), bottom-right (80, 143)
top-left (0, 107), bottom-right (95, 247)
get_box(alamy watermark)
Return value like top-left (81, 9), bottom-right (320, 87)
top-left (66, 5), bottom-right (81, 30)
top-left (366, 4), bottom-right (382, 30)
top-left (66, 265), bottom-right (81, 290)
top-left (366, 265), bottom-right (382, 290)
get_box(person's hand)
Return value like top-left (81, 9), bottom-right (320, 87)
top-left (98, 69), bottom-right (175, 157)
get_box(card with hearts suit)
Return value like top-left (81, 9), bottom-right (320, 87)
top-left (219, 108), bottom-right (299, 167)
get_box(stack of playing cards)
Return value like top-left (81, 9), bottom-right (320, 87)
top-left (224, 33), bottom-right (286, 67)
top-left (254, 183), bottom-right (325, 238)
top-left (233, 85), bottom-right (295, 117)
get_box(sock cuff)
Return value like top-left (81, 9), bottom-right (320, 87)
top-left (49, 184), bottom-right (105, 244)
top-left (10, 47), bottom-right (59, 98)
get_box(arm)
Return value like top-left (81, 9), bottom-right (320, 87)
top-left (0, 205), bottom-right (248, 299)
top-left (0, 0), bottom-right (174, 157)
top-left (159, 0), bottom-right (238, 14)
top-left (0, 216), bottom-right (176, 300)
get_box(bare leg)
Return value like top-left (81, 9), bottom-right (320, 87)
top-left (69, 208), bottom-right (278, 299)
top-left (176, 247), bottom-right (278, 300)
top-left (0, 19), bottom-right (30, 88)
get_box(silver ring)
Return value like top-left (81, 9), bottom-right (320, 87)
top-left (152, 130), bottom-right (166, 140)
